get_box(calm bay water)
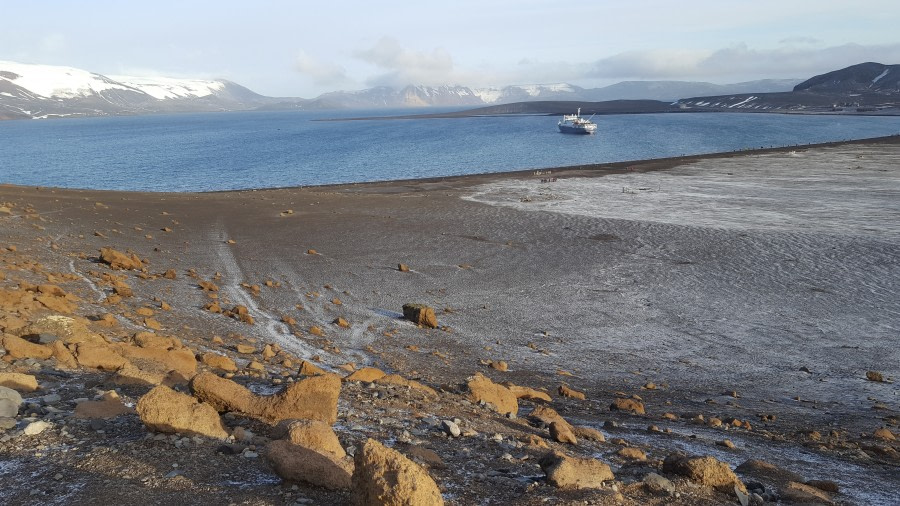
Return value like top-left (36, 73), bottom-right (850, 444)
top-left (1, 109), bottom-right (899, 192)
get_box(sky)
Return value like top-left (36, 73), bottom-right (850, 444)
top-left (2, 0), bottom-right (899, 97)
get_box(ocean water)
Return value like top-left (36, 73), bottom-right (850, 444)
top-left (1, 109), bottom-right (899, 192)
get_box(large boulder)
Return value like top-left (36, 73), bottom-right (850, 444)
top-left (75, 343), bottom-right (129, 370)
top-left (1, 334), bottom-right (52, 360)
top-left (466, 373), bottom-right (518, 416)
top-left (273, 419), bottom-right (346, 458)
top-left (351, 438), bottom-right (444, 506)
top-left (17, 315), bottom-right (103, 345)
top-left (539, 450), bottom-right (614, 489)
top-left (191, 371), bottom-right (340, 424)
top-left (99, 247), bottom-right (143, 270)
top-left (663, 454), bottom-right (747, 494)
top-left (266, 440), bottom-right (353, 490)
top-left (136, 385), bottom-right (228, 439)
top-left (74, 391), bottom-right (133, 419)
top-left (610, 397), bottom-right (645, 414)
top-left (345, 367), bottom-right (386, 383)
top-left (402, 304), bottom-right (438, 328)
top-left (0, 372), bottom-right (38, 392)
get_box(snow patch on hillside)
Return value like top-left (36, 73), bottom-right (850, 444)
top-left (0, 60), bottom-right (132, 98)
top-left (110, 75), bottom-right (225, 99)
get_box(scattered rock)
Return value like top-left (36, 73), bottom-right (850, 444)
top-left (610, 397), bottom-right (645, 414)
top-left (663, 454), bottom-right (747, 493)
top-left (617, 447), bottom-right (647, 460)
top-left (23, 420), bottom-right (51, 435)
top-left (539, 450), bottom-right (614, 489)
top-left (441, 419), bottom-right (461, 437)
top-left (74, 391), bottom-right (133, 419)
top-left (865, 370), bottom-right (884, 382)
top-left (350, 438), bottom-right (444, 506)
top-left (643, 472), bottom-right (675, 496)
top-left (782, 481), bottom-right (834, 504)
top-left (99, 248), bottom-right (143, 270)
top-left (333, 317), bottom-right (350, 328)
top-left (397, 263), bottom-right (410, 272)
top-left (267, 439), bottom-right (353, 489)
top-left (345, 367), bottom-right (386, 383)
top-left (504, 383), bottom-right (551, 402)
top-left (0, 372), bottom-right (38, 392)
top-left (466, 373), bottom-right (518, 416)
top-left (558, 384), bottom-right (586, 400)
top-left (200, 352), bottom-right (238, 372)
top-left (136, 385), bottom-right (228, 439)
top-left (873, 427), bottom-right (896, 441)
top-left (550, 421), bottom-right (577, 444)
top-left (1, 334), bottom-right (52, 360)
top-left (402, 303), bottom-right (438, 329)
top-left (0, 386), bottom-right (23, 418)
top-left (298, 360), bottom-right (326, 376)
top-left (572, 426), bottom-right (605, 442)
top-left (806, 480), bottom-right (840, 494)
top-left (191, 371), bottom-right (341, 424)
top-left (273, 419), bottom-right (346, 458)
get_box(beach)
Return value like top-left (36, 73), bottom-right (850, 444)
top-left (0, 137), bottom-right (898, 504)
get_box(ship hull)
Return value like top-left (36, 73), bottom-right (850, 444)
top-left (558, 124), bottom-right (596, 134)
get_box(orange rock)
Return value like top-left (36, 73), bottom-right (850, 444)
top-left (298, 360), bottom-right (326, 376)
top-left (266, 440), bottom-right (353, 490)
top-left (550, 421), bottom-right (578, 445)
top-left (351, 439), bottom-right (444, 506)
top-left (74, 391), bottom-right (133, 419)
top-left (75, 343), bottom-right (129, 371)
top-left (663, 454), bottom-right (747, 493)
top-left (201, 353), bottom-right (237, 372)
top-left (617, 447), bottom-right (647, 461)
top-left (610, 397), bottom-right (645, 415)
top-left (309, 326), bottom-right (324, 336)
top-left (344, 367), bottom-right (386, 383)
top-left (539, 450), bottom-right (614, 489)
top-left (136, 385), bottom-right (228, 439)
top-left (0, 372), bottom-right (38, 392)
top-left (402, 304), bottom-right (437, 328)
top-left (274, 419), bottom-right (346, 458)
top-left (375, 374), bottom-right (438, 397)
top-left (333, 317), bottom-right (350, 328)
top-left (99, 248), bottom-right (143, 270)
top-left (466, 373), bottom-right (518, 416)
top-left (504, 383), bottom-right (552, 402)
top-left (1, 335), bottom-right (52, 360)
top-left (558, 384), bottom-right (586, 400)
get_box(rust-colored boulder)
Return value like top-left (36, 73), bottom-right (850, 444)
top-left (466, 373), bottom-right (518, 416)
top-left (401, 303), bottom-right (438, 329)
top-left (375, 374), bottom-right (438, 397)
top-left (2, 334), bottom-right (52, 360)
top-left (663, 454), bottom-right (746, 493)
top-left (266, 440), bottom-right (353, 490)
top-left (200, 352), bottom-right (237, 372)
top-left (191, 371), bottom-right (340, 424)
top-left (136, 385), bottom-right (228, 439)
top-left (19, 315), bottom-right (104, 345)
top-left (505, 383), bottom-right (552, 402)
top-left (74, 391), bottom-right (133, 419)
top-left (0, 372), bottom-right (38, 392)
top-left (550, 421), bottom-right (577, 445)
top-left (573, 426), bottom-right (606, 442)
top-left (298, 359), bottom-right (326, 376)
top-left (610, 397), bottom-right (645, 414)
top-left (351, 438), bottom-right (444, 506)
top-left (558, 384), bottom-right (586, 400)
top-left (99, 247), bottom-right (143, 270)
top-left (345, 367), bottom-right (386, 383)
top-left (273, 419), bottom-right (346, 458)
top-left (112, 343), bottom-right (197, 377)
top-left (75, 343), bottom-right (129, 371)
top-left (529, 405), bottom-right (573, 432)
top-left (539, 450), bottom-right (614, 489)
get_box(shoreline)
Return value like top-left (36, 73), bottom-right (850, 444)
top-left (3, 134), bottom-right (899, 196)
top-left (0, 138), bottom-right (897, 504)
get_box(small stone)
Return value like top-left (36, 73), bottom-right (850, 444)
top-left (24, 420), bottom-right (51, 436)
top-left (865, 371), bottom-right (884, 382)
top-left (397, 263), bottom-right (410, 272)
top-left (873, 427), bottom-right (896, 441)
top-left (617, 447), bottom-right (647, 460)
top-left (643, 472), bottom-right (675, 496)
top-left (717, 439), bottom-right (736, 449)
top-left (441, 420), bottom-right (461, 437)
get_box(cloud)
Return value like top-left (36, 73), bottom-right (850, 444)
top-left (587, 42), bottom-right (900, 81)
top-left (294, 49), bottom-right (350, 87)
top-left (353, 36), bottom-right (455, 87)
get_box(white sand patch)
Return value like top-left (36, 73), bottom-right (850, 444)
top-left (465, 145), bottom-right (900, 240)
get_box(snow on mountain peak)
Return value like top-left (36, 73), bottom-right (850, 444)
top-left (0, 60), bottom-right (131, 98)
top-left (109, 75), bottom-right (225, 99)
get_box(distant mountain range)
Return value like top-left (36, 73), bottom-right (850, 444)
top-left (1, 60), bottom-right (897, 120)
top-left (676, 62), bottom-right (900, 112)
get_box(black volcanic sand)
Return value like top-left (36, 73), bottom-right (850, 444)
top-left (0, 137), bottom-right (897, 505)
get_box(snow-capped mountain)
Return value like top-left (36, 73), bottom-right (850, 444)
top-left (0, 61), bottom-right (283, 120)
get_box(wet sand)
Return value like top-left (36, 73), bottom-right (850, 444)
top-left (0, 136), bottom-right (898, 504)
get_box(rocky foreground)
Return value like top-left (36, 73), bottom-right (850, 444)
top-left (0, 167), bottom-right (897, 505)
